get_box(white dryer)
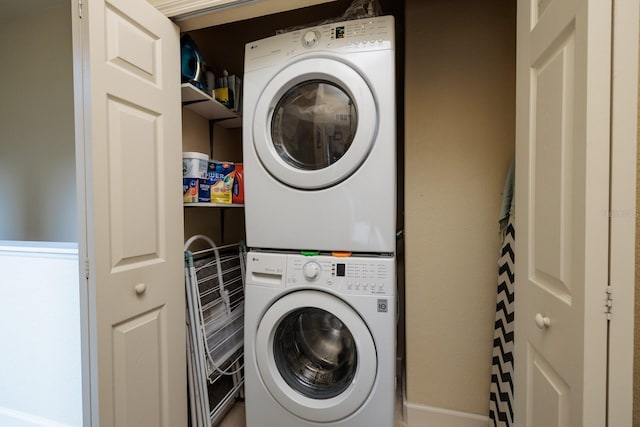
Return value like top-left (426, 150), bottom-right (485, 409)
top-left (244, 251), bottom-right (396, 427)
top-left (242, 16), bottom-right (396, 253)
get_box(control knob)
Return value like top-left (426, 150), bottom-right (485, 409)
top-left (302, 31), bottom-right (320, 48)
top-left (303, 261), bottom-right (321, 281)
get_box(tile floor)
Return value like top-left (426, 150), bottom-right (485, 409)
top-left (218, 385), bottom-right (406, 427)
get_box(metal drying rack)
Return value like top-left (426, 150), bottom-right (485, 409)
top-left (184, 235), bottom-right (246, 427)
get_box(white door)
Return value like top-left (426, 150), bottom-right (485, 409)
top-left (75, 0), bottom-right (186, 425)
top-left (514, 0), bottom-right (611, 425)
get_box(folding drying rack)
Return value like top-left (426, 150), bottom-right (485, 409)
top-left (184, 235), bottom-right (246, 427)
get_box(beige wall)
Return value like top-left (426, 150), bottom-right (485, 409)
top-left (404, 0), bottom-right (515, 415)
top-left (0, 4), bottom-right (75, 242)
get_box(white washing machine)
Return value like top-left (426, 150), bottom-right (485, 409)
top-left (244, 251), bottom-right (396, 427)
top-left (242, 16), bottom-right (396, 253)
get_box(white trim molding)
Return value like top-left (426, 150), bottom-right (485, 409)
top-left (608, 0), bottom-right (639, 425)
top-left (404, 401), bottom-right (489, 427)
top-left (148, 0), bottom-right (250, 18)
top-left (147, 0), bottom-right (339, 31)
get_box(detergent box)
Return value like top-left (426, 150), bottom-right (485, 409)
top-left (198, 179), bottom-right (211, 203)
top-left (207, 161), bottom-right (235, 204)
top-left (183, 178), bottom-right (199, 203)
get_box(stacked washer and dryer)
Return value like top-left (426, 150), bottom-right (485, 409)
top-left (242, 15), bottom-right (397, 427)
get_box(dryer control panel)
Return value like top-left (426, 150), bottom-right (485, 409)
top-left (244, 15), bottom-right (395, 72)
top-left (285, 253), bottom-right (395, 297)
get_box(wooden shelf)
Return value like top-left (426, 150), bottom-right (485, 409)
top-left (181, 83), bottom-right (210, 102)
top-left (181, 83), bottom-right (241, 127)
top-left (184, 203), bottom-right (244, 208)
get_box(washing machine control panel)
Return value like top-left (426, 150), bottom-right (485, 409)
top-left (244, 16), bottom-right (395, 72)
top-left (286, 254), bottom-right (395, 297)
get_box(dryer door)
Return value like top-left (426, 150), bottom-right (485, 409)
top-left (252, 57), bottom-right (377, 190)
top-left (255, 290), bottom-right (377, 422)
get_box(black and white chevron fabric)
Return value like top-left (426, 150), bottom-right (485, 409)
top-left (489, 217), bottom-right (515, 426)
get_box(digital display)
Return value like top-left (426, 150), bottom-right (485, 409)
top-left (336, 26), bottom-right (345, 39)
top-left (336, 263), bottom-right (346, 277)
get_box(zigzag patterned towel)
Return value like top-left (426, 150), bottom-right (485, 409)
top-left (489, 217), bottom-right (515, 426)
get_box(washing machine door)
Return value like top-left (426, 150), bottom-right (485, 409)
top-left (252, 57), bottom-right (377, 190)
top-left (255, 290), bottom-right (377, 422)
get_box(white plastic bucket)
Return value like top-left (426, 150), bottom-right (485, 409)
top-left (182, 152), bottom-right (209, 179)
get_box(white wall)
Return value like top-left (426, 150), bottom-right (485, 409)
top-left (0, 4), bottom-right (76, 242)
top-left (0, 242), bottom-right (82, 427)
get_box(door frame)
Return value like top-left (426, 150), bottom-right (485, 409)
top-left (69, 0), bottom-right (639, 424)
top-left (608, 0), bottom-right (638, 424)
top-left (71, 0), bottom-right (94, 425)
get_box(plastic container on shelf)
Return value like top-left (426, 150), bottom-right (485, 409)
top-left (232, 163), bottom-right (244, 204)
top-left (182, 152), bottom-right (209, 179)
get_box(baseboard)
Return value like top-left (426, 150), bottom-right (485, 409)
top-left (404, 401), bottom-right (489, 427)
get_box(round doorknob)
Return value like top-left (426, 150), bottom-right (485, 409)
top-left (535, 313), bottom-right (550, 329)
top-left (135, 283), bottom-right (147, 295)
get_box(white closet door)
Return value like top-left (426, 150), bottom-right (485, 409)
top-left (514, 0), bottom-right (611, 425)
top-left (76, 0), bottom-right (186, 425)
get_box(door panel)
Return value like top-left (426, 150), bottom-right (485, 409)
top-left (80, 0), bottom-right (185, 425)
top-left (529, 346), bottom-right (570, 426)
top-left (514, 0), bottom-right (610, 425)
top-left (105, 5), bottom-right (160, 84)
top-left (112, 308), bottom-right (164, 427)
top-left (532, 25), bottom-right (574, 301)
top-left (106, 97), bottom-right (163, 269)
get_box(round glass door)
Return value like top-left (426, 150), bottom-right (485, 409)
top-left (273, 307), bottom-right (357, 399)
top-left (271, 80), bottom-right (357, 171)
top-left (252, 58), bottom-right (377, 190)
top-left (255, 290), bottom-right (377, 422)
